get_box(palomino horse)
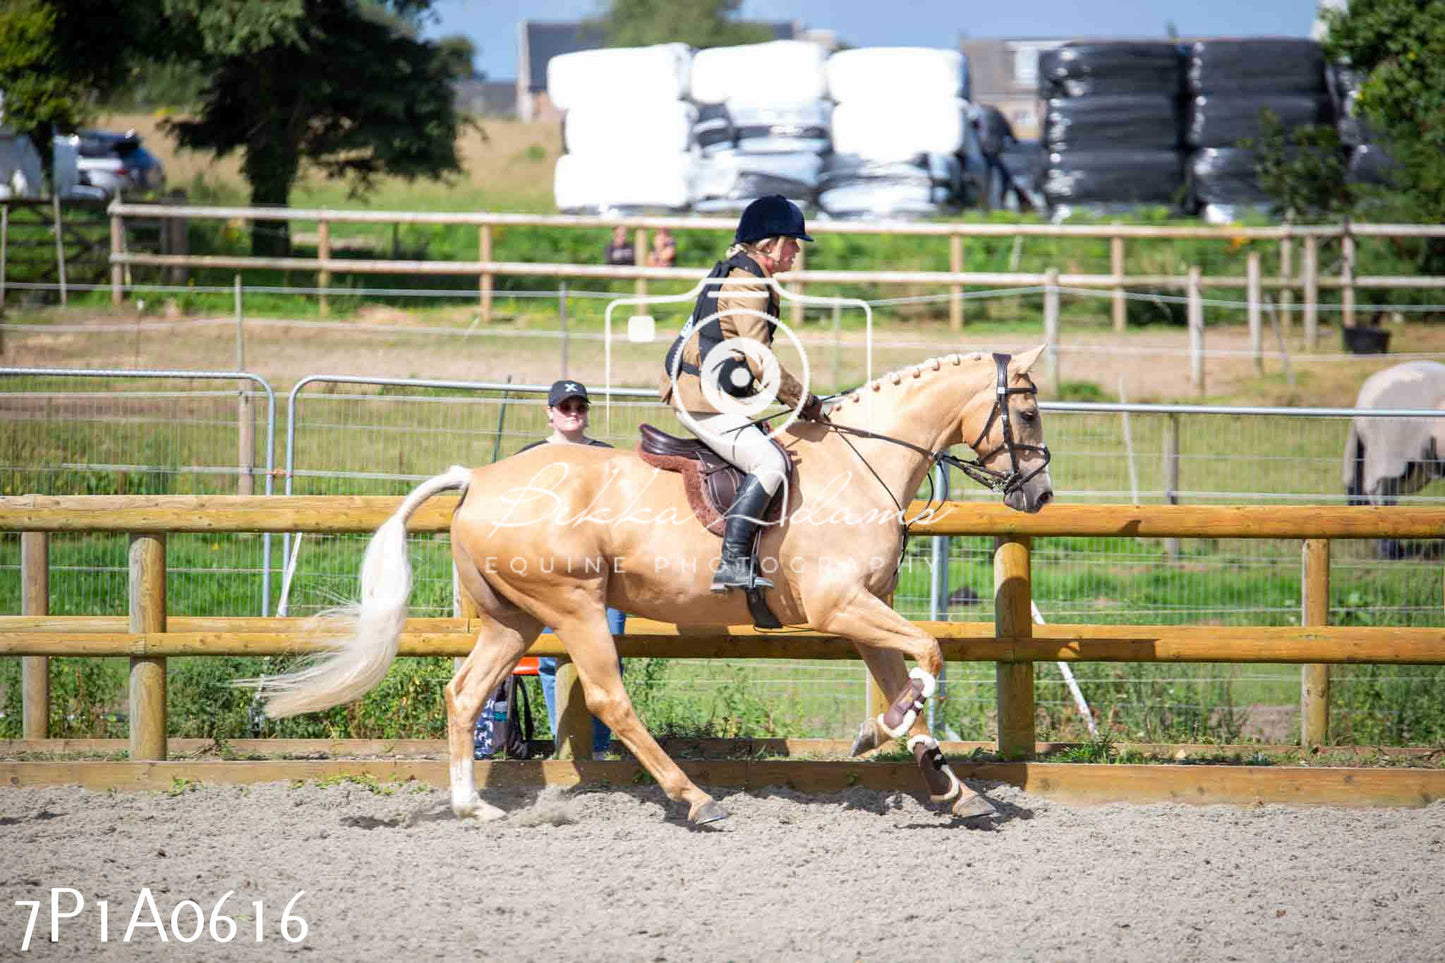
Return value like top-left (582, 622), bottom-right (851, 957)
top-left (254, 346), bottom-right (1054, 824)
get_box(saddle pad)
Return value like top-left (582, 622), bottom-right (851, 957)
top-left (636, 436), bottom-right (789, 536)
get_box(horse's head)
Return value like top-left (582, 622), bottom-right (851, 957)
top-left (963, 344), bottom-right (1054, 514)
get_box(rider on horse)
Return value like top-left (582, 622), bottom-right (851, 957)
top-left (659, 194), bottom-right (825, 594)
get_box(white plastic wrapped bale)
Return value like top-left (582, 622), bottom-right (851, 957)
top-left (690, 40), bottom-right (829, 105)
top-left (564, 100), bottom-right (698, 154)
top-left (546, 43), bottom-right (691, 111)
top-left (826, 48), bottom-right (969, 103)
top-left (553, 152), bottom-right (693, 214)
top-left (831, 98), bottom-right (968, 159)
top-left (729, 101), bottom-right (832, 154)
top-left (818, 152), bottom-right (963, 218)
top-left (691, 150), bottom-right (822, 205)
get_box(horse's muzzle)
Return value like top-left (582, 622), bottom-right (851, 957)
top-left (1004, 469), bottom-right (1053, 514)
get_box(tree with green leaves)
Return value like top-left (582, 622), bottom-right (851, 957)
top-left (1241, 112), bottom-right (1354, 222)
top-left (1324, 0), bottom-right (1445, 223)
top-left (158, 0), bottom-right (466, 254)
top-left (590, 0), bottom-right (772, 49)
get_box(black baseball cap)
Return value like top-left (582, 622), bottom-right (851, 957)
top-left (547, 379), bottom-right (590, 407)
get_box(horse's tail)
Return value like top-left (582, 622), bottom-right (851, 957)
top-left (248, 465), bottom-right (473, 718)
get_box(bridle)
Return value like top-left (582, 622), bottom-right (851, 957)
top-left (825, 352), bottom-right (1052, 509)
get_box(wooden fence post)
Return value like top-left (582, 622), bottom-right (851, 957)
top-left (128, 533), bottom-right (167, 761)
top-left (317, 219), bottom-right (330, 317)
top-left (1188, 266), bottom-right (1204, 395)
top-left (1301, 538), bottom-right (1331, 746)
top-left (1111, 231), bottom-right (1126, 332)
top-left (994, 535), bottom-right (1034, 759)
top-left (1247, 251), bottom-right (1263, 374)
top-left (21, 532), bottom-right (49, 739)
top-left (1278, 236), bottom-right (1294, 333)
top-left (553, 657), bottom-right (591, 761)
top-left (52, 194), bottom-right (68, 307)
top-left (110, 206), bottom-right (123, 305)
top-left (1303, 235), bottom-right (1319, 350)
top-left (478, 224), bottom-right (492, 323)
top-left (950, 233), bottom-right (964, 332)
top-left (1341, 231), bottom-right (1356, 330)
top-left (1044, 267), bottom-right (1060, 395)
top-left (634, 228), bottom-right (647, 299)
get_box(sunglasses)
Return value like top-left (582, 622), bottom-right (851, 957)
top-left (554, 401), bottom-right (589, 415)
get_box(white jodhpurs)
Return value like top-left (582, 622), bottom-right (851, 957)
top-left (685, 410), bottom-right (790, 497)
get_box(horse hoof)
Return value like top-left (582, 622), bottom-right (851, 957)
top-left (454, 796), bottom-right (507, 822)
top-left (849, 717), bottom-right (886, 757)
top-left (951, 793), bottom-right (997, 821)
top-left (689, 799), bottom-right (730, 825)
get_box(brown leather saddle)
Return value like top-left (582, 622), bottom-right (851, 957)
top-left (635, 423), bottom-right (788, 630)
top-left (635, 423), bottom-right (788, 536)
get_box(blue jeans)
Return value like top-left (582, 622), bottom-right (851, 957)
top-left (538, 607), bottom-right (626, 757)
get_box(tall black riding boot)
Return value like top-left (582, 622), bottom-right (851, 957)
top-left (711, 475), bottom-right (776, 592)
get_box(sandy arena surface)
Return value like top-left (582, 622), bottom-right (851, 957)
top-left (1, 779), bottom-right (1442, 961)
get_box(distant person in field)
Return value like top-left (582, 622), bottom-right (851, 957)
top-left (648, 228), bottom-right (676, 268)
top-left (605, 226), bottom-right (634, 265)
top-left (972, 104), bottom-right (1018, 211)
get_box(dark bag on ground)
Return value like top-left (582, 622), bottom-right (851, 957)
top-left (473, 674), bottom-right (535, 760)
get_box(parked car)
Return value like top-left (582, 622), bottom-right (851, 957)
top-left (74, 129), bottom-right (164, 197)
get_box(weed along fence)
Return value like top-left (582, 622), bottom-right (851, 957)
top-left (3, 496), bottom-right (1444, 772)
top-left (103, 202), bottom-right (1445, 347)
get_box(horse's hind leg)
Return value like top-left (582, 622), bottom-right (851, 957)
top-left (444, 607), bottom-right (541, 819)
top-left (552, 613), bottom-right (727, 825)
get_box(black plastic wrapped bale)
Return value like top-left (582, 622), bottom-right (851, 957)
top-left (1001, 139), bottom-right (1047, 211)
top-left (1037, 42), bottom-right (1183, 99)
top-left (693, 103), bottom-right (736, 155)
top-left (1186, 147), bottom-right (1272, 205)
top-left (1184, 93), bottom-right (1335, 148)
top-left (1045, 95), bottom-right (1181, 151)
top-left (1185, 39), bottom-right (1327, 95)
top-left (1042, 149), bottom-right (1183, 207)
top-left (1347, 143), bottom-right (1400, 186)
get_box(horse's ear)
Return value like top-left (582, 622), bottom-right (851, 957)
top-left (1010, 344), bottom-right (1047, 378)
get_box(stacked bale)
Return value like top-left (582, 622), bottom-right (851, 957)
top-left (819, 48), bottom-right (973, 218)
top-left (1037, 42), bottom-right (1186, 221)
top-left (549, 44), bottom-right (695, 213)
top-left (1183, 39), bottom-right (1336, 222)
top-left (688, 40), bottom-right (831, 214)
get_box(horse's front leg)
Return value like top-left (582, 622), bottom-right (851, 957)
top-left (828, 597), bottom-right (995, 820)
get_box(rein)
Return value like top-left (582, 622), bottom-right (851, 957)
top-left (827, 352), bottom-right (1051, 508)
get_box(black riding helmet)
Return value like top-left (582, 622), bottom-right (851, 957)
top-left (734, 194), bottom-right (814, 245)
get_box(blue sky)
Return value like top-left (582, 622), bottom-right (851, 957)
top-left (422, 0), bottom-right (1323, 81)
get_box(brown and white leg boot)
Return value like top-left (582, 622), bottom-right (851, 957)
top-left (908, 734), bottom-right (996, 820)
top-left (877, 667), bottom-right (936, 739)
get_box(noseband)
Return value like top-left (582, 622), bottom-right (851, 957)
top-left (948, 352), bottom-right (1052, 497)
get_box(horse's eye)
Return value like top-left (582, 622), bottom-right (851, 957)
top-left (1020, 410), bottom-right (1037, 424)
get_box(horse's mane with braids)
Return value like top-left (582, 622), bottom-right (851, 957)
top-left (825, 351), bottom-right (989, 412)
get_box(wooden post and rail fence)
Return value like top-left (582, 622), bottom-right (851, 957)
top-left (99, 203), bottom-right (1445, 350)
top-left (5, 496), bottom-right (1444, 762)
